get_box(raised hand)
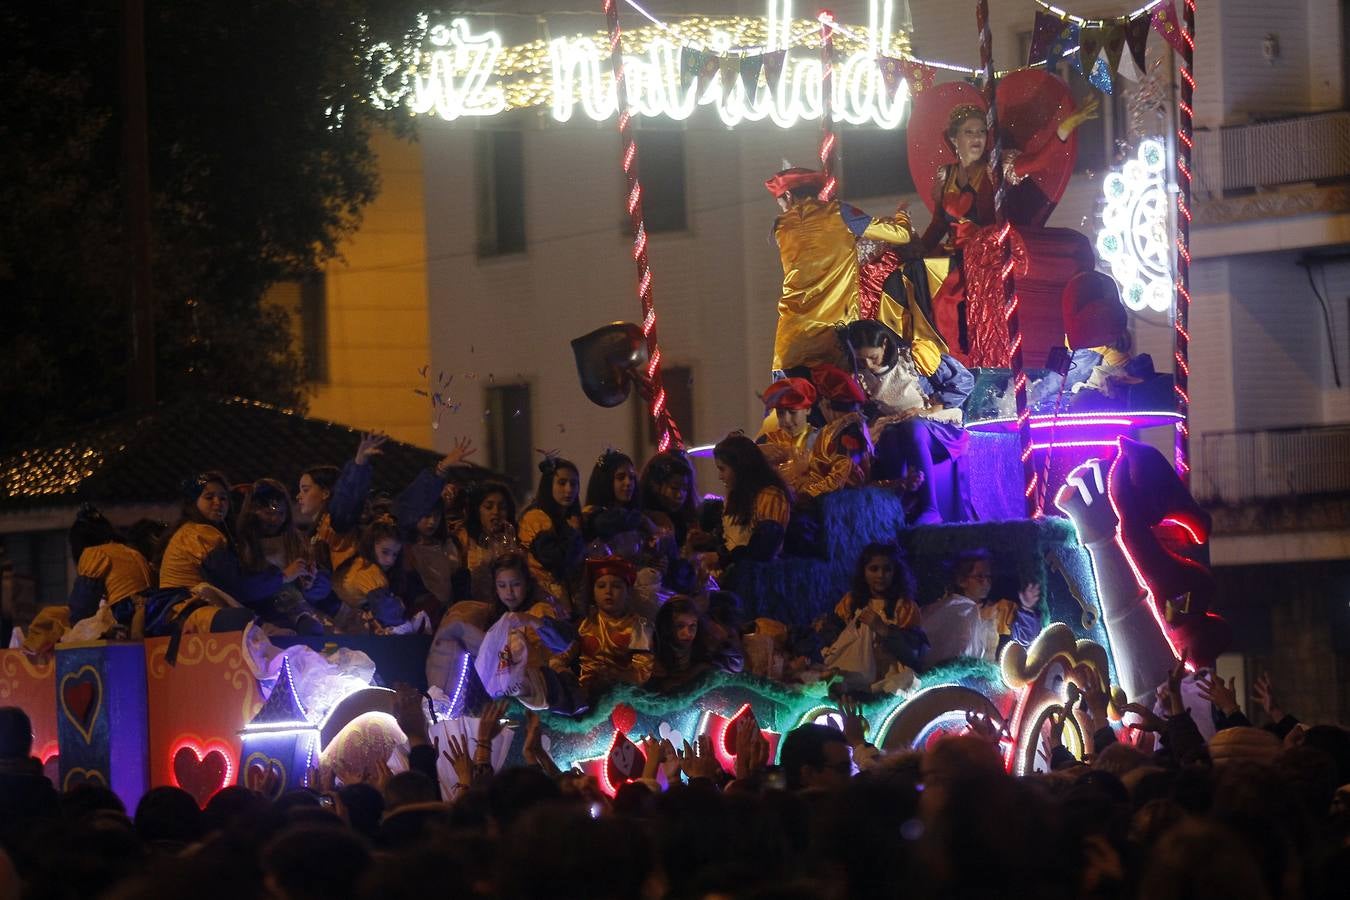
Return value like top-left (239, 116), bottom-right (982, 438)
top-left (1252, 671), bottom-right (1285, 721)
top-left (678, 735), bottom-right (723, 781)
top-left (354, 432), bottom-right (389, 466)
top-left (1162, 650), bottom-right (1189, 716)
top-left (391, 683), bottom-right (431, 746)
top-left (1121, 702), bottom-right (1167, 734)
top-left (837, 697), bottom-right (868, 748)
top-left (733, 716), bottom-right (769, 780)
top-left (965, 709), bottom-right (1005, 743)
top-left (1018, 581), bottom-right (1042, 611)
top-left (442, 734), bottom-right (473, 786)
top-left (1196, 672), bottom-right (1239, 716)
top-left (640, 736), bottom-right (663, 781)
top-left (477, 698), bottom-right (510, 746)
top-left (436, 437), bottom-right (477, 475)
top-left (658, 738), bottom-right (681, 783)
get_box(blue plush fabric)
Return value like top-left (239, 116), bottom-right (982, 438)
top-left (965, 431), bottom-right (1025, 522)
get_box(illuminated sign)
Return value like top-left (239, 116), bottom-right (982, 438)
top-left (371, 0), bottom-right (912, 128)
top-left (1097, 139), bottom-right (1173, 313)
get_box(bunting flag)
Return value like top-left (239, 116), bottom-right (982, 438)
top-left (679, 46), bottom-right (703, 94)
top-left (901, 58), bottom-right (938, 93)
top-left (1078, 24), bottom-right (1105, 74)
top-left (739, 54), bottom-right (764, 99)
top-left (1150, 0), bottom-right (1189, 55)
top-left (877, 55), bottom-right (904, 94)
top-left (1088, 51), bottom-right (1114, 93)
top-left (695, 49), bottom-right (720, 95)
top-left (1124, 14), bottom-right (1151, 72)
top-left (1102, 24), bottom-right (1126, 76)
top-left (762, 50), bottom-right (787, 95)
top-left (1045, 20), bottom-right (1082, 74)
top-left (719, 54), bottom-right (741, 93)
top-left (1028, 11), bottom-right (1065, 67)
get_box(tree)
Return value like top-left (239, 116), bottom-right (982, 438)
top-left (0, 1), bottom-right (419, 443)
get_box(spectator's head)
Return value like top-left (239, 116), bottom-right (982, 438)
top-left (297, 464), bottom-right (340, 521)
top-left (779, 724), bottom-right (851, 792)
top-left (69, 504), bottom-right (122, 562)
top-left (202, 785), bottom-right (271, 834)
top-left (534, 456), bottom-right (581, 526)
top-left (849, 542), bottom-right (916, 619)
top-left (1302, 724), bottom-right (1350, 786)
top-left (586, 449), bottom-right (639, 510)
top-left (357, 514), bottom-right (403, 573)
top-left (338, 783), bottom-right (384, 842)
top-left (497, 803), bottom-right (650, 900)
top-left (383, 770), bottom-right (440, 813)
top-left (0, 706), bottom-right (33, 760)
top-left (1137, 818), bottom-right (1271, 900)
top-left (134, 785), bottom-right (202, 849)
top-left (182, 471), bottom-right (232, 528)
top-left (61, 782), bottom-right (127, 820)
top-left (487, 765), bottom-right (562, 832)
top-left (586, 556), bottom-right (636, 619)
top-left (466, 481), bottom-right (517, 542)
top-left (640, 450), bottom-right (698, 523)
top-left (491, 553), bottom-right (534, 615)
top-left (263, 825), bottom-right (372, 900)
top-left (948, 548), bottom-right (994, 603)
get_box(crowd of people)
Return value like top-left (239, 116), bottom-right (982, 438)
top-left (2, 664), bottom-right (1347, 900)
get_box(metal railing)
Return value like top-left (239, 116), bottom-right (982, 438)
top-left (1193, 110), bottom-right (1350, 196)
top-left (1198, 425), bottom-right (1350, 503)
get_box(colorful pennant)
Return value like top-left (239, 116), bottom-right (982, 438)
top-left (1150, 0), bottom-right (1189, 55)
top-left (1028, 11), bottom-right (1065, 67)
top-left (739, 54), bottom-right (763, 99)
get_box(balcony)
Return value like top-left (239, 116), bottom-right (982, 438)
top-left (1193, 111), bottom-right (1350, 226)
top-left (1198, 425), bottom-right (1350, 534)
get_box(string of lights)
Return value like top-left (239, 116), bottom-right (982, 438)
top-left (1172, 0), bottom-right (1195, 483)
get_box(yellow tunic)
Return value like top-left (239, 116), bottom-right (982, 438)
top-left (834, 593), bottom-right (922, 630)
top-left (313, 512), bottom-right (358, 572)
top-left (576, 610), bottom-right (654, 690)
top-left (980, 598), bottom-right (1022, 637)
top-left (796, 413), bottom-right (869, 498)
top-left (77, 544), bottom-right (153, 606)
top-left (333, 557), bottom-right (388, 608)
top-left (721, 486), bottom-right (792, 553)
top-left (158, 523), bottom-right (229, 590)
top-left (773, 198), bottom-right (933, 370)
top-left (516, 508), bottom-right (580, 614)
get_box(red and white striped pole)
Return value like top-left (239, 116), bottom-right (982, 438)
top-left (602, 0), bottom-right (683, 451)
top-left (977, 0), bottom-right (1038, 515)
top-left (1172, 0), bottom-right (1196, 484)
top-left (817, 10), bottom-right (840, 201)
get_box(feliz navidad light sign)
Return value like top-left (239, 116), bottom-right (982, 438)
top-left (369, 0), bottom-right (917, 128)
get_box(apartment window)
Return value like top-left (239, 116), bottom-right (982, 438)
top-left (633, 364), bottom-right (694, 456)
top-left (476, 130), bottom-right (526, 257)
top-left (633, 129), bottom-right (686, 233)
top-left (842, 127), bottom-right (916, 198)
top-left (485, 383), bottom-right (533, 496)
top-left (263, 274), bottom-right (328, 383)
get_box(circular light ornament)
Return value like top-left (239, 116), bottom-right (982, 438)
top-left (1097, 139), bottom-right (1172, 313)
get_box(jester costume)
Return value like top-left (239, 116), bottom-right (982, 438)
top-left (765, 168), bottom-right (947, 373)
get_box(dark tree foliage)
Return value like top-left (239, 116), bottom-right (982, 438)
top-left (0, 1), bottom-right (420, 443)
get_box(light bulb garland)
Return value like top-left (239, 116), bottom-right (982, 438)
top-left (1097, 139), bottom-right (1172, 312)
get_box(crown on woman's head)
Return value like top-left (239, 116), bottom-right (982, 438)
top-left (948, 103), bottom-right (986, 131)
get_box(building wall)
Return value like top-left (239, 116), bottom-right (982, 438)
top-left (304, 130), bottom-right (432, 448)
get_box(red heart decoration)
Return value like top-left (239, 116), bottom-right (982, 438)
top-left (719, 705), bottom-right (759, 757)
top-left (244, 757), bottom-right (287, 800)
top-left (64, 681), bottom-right (96, 726)
top-left (610, 703), bottom-right (637, 735)
top-left (173, 745), bottom-right (231, 808)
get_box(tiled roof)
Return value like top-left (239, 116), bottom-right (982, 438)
top-left (0, 397), bottom-right (446, 510)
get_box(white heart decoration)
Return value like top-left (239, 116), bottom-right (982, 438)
top-left (657, 721), bottom-right (683, 749)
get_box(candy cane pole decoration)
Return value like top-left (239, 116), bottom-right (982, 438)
top-left (977, 0), bottom-right (1038, 515)
top-left (602, 0), bottom-right (683, 450)
top-left (1172, 0), bottom-right (1195, 484)
top-left (817, 10), bottom-right (840, 201)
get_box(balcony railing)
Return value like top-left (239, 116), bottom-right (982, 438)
top-left (1193, 111), bottom-right (1350, 196)
top-left (1198, 425), bottom-right (1350, 504)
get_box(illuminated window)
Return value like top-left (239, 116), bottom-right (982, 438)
top-left (476, 130), bottom-right (527, 257)
top-left (485, 383), bottom-right (533, 495)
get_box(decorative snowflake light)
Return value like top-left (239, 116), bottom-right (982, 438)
top-left (1096, 139), bottom-right (1172, 313)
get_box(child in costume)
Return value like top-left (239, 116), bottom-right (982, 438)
top-left (569, 557), bottom-right (654, 694)
top-left (394, 437), bottom-right (478, 611)
top-left (296, 432), bottom-right (385, 572)
top-left (583, 449), bottom-right (662, 554)
top-left (765, 167), bottom-right (931, 375)
top-left (649, 594), bottom-right (745, 693)
top-left (151, 472), bottom-right (283, 637)
top-left (332, 515), bottom-right (420, 633)
top-left (712, 434), bottom-right (792, 563)
top-left (820, 544), bottom-right (928, 693)
top-left (756, 376), bottom-right (819, 487)
top-left (923, 545), bottom-right (1036, 666)
top-left (451, 481), bottom-right (518, 604)
top-left (235, 478), bottom-right (330, 635)
top-left (799, 364), bottom-right (874, 498)
top-left (66, 504), bottom-right (153, 630)
top-left (518, 457), bottom-right (585, 616)
top-left (845, 320), bottom-right (974, 525)
top-left (638, 449), bottom-right (701, 551)
top-left (474, 554), bottom-right (578, 711)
